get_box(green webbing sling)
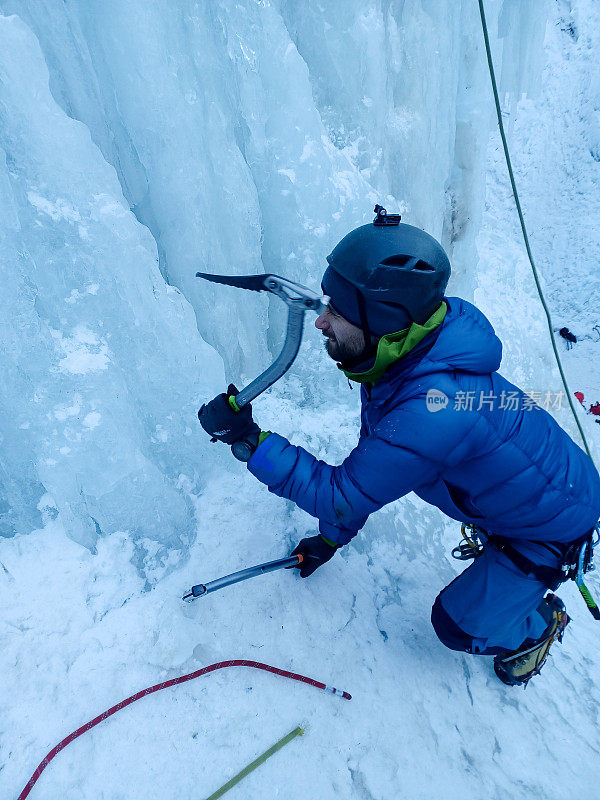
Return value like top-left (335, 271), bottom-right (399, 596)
top-left (204, 726), bottom-right (304, 800)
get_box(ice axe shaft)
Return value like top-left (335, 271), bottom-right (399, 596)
top-left (183, 554), bottom-right (303, 600)
top-left (196, 272), bottom-right (328, 408)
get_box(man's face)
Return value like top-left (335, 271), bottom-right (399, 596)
top-left (315, 303), bottom-right (373, 364)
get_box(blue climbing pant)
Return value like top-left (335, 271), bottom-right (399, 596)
top-left (431, 540), bottom-right (567, 654)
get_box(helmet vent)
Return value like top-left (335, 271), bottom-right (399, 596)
top-left (380, 255), bottom-right (412, 267)
top-left (412, 260), bottom-right (435, 272)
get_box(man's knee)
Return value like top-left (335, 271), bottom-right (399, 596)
top-left (431, 594), bottom-right (503, 655)
top-left (431, 594), bottom-right (476, 653)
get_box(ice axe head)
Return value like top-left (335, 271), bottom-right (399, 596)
top-left (196, 272), bottom-right (329, 408)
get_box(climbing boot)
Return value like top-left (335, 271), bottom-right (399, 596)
top-left (493, 594), bottom-right (570, 687)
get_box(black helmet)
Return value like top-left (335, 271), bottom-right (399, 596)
top-left (321, 205), bottom-right (451, 338)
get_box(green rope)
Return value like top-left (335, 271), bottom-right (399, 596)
top-left (204, 726), bottom-right (304, 800)
top-left (477, 0), bottom-right (595, 467)
top-left (577, 582), bottom-right (600, 620)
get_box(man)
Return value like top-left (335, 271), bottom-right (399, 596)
top-left (199, 208), bottom-right (600, 686)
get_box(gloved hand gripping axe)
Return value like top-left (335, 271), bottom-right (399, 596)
top-left (196, 271), bottom-right (329, 460)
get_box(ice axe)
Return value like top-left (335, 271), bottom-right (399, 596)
top-left (183, 554), bottom-right (304, 600)
top-left (196, 272), bottom-right (329, 411)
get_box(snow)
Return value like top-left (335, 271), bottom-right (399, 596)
top-left (0, 1), bottom-right (599, 799)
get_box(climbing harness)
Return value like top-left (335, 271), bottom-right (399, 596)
top-left (478, 0), bottom-right (596, 467)
top-left (452, 522), bottom-right (600, 619)
top-left (17, 660), bottom-right (350, 800)
top-left (183, 554), bottom-right (303, 600)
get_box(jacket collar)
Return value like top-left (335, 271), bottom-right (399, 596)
top-left (339, 301), bottom-right (448, 385)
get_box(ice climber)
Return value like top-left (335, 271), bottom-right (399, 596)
top-left (199, 207), bottom-right (600, 686)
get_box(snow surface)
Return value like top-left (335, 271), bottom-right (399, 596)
top-left (0, 1), bottom-right (599, 798)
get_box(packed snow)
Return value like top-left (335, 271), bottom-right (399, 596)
top-left (0, 1), bottom-right (599, 798)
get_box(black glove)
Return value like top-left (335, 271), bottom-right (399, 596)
top-left (198, 383), bottom-right (260, 446)
top-left (289, 535), bottom-right (339, 578)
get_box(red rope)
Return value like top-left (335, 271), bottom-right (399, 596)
top-left (17, 659), bottom-right (351, 799)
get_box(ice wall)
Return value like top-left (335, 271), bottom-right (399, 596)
top-left (0, 16), bottom-right (223, 564)
top-left (0, 1), bottom-right (549, 335)
top-left (0, 2), bottom-right (550, 559)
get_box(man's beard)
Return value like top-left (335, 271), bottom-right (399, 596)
top-left (324, 334), bottom-right (374, 367)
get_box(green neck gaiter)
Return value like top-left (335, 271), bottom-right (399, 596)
top-left (340, 301), bottom-right (447, 385)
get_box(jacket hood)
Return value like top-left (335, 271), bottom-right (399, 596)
top-left (410, 296), bottom-right (502, 378)
top-left (373, 296), bottom-right (502, 388)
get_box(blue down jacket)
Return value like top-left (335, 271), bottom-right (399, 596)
top-left (248, 297), bottom-right (600, 546)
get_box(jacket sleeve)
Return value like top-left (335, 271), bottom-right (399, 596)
top-left (247, 427), bottom-right (439, 546)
